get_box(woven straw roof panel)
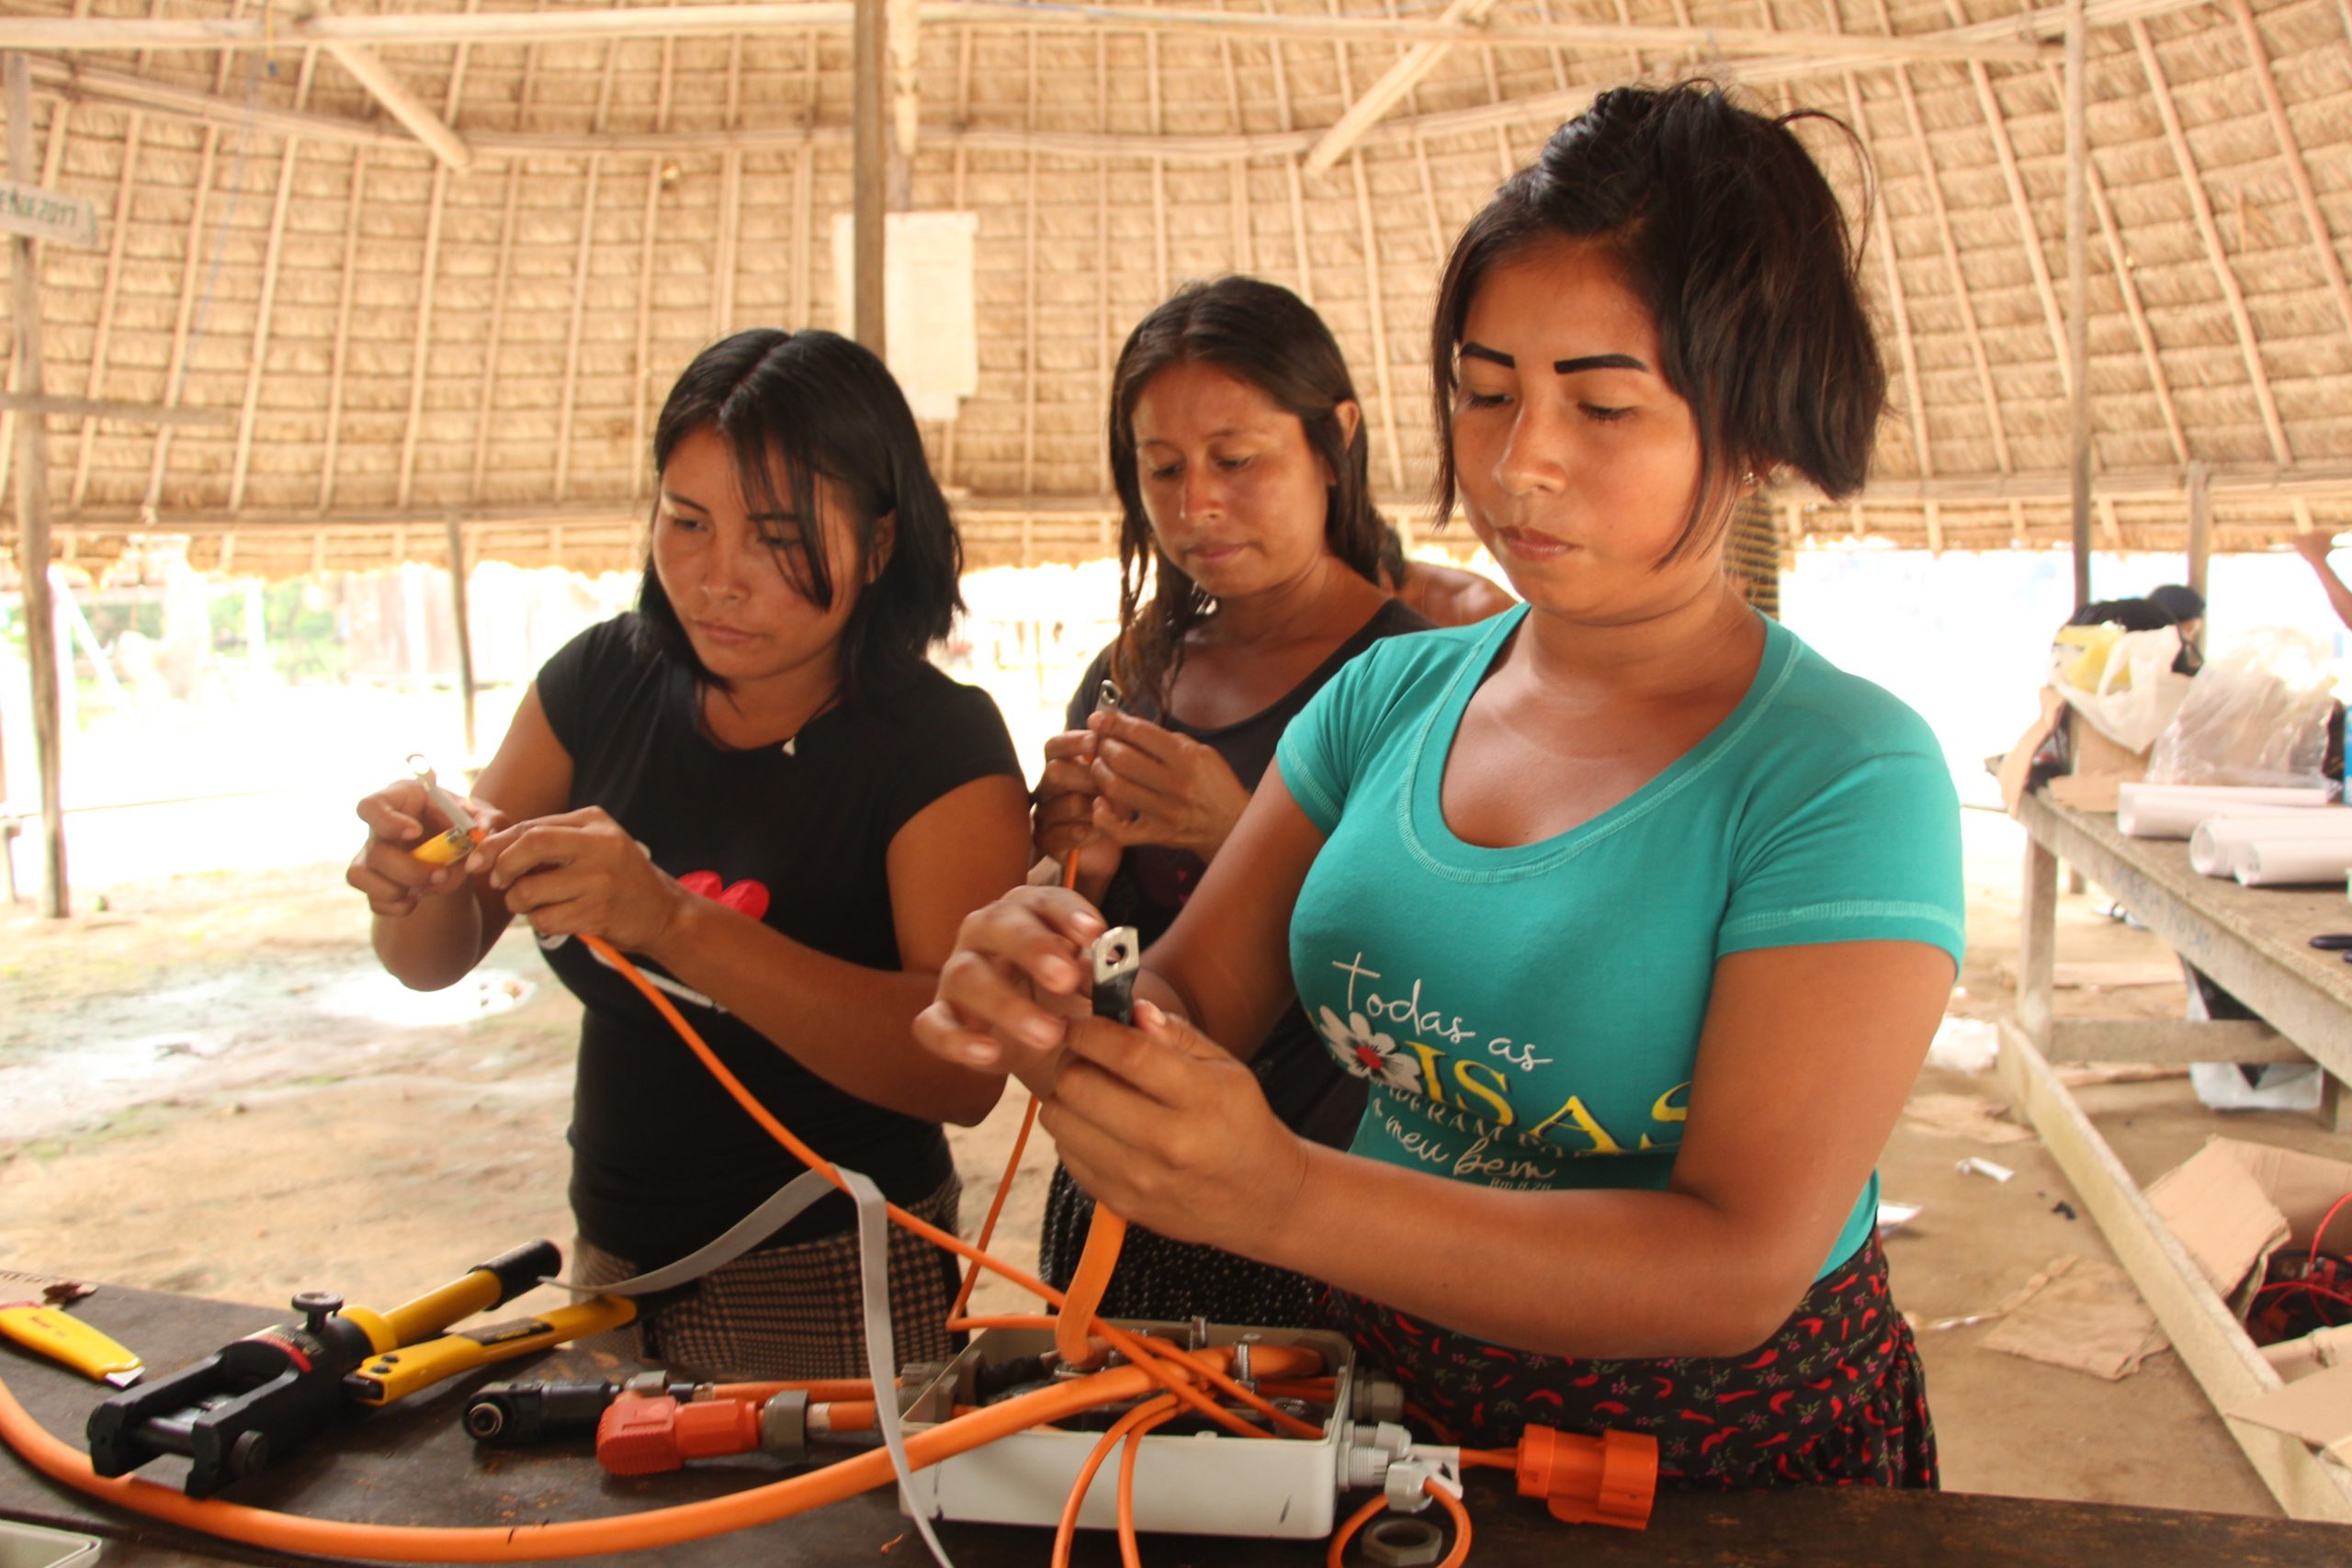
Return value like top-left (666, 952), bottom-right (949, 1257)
top-left (4, 0), bottom-right (2350, 575)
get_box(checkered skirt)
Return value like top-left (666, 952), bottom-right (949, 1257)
top-left (572, 1174), bottom-right (963, 1381)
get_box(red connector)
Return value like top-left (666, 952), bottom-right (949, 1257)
top-left (597, 1395), bottom-right (762, 1476)
top-left (1512, 1424), bottom-right (1657, 1529)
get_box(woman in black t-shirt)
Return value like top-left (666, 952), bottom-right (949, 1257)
top-left (1028, 277), bottom-right (1430, 1328)
top-left (346, 330), bottom-right (1032, 1378)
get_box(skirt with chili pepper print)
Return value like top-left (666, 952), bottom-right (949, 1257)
top-left (1325, 1233), bottom-right (1935, 1489)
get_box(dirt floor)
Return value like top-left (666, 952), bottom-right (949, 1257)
top-left (4, 821), bottom-right (2346, 1518)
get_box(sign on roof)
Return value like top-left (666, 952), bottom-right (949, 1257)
top-left (0, 179), bottom-right (97, 247)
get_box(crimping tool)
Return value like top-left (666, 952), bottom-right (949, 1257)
top-left (85, 1241), bottom-right (630, 1496)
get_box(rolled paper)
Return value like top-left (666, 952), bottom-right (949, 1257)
top-left (2114, 783), bottom-right (2334, 839)
top-left (2189, 812), bottom-right (2352, 877)
top-left (2236, 839), bottom-right (2352, 887)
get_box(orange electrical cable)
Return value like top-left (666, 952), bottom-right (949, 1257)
top-left (0, 931), bottom-right (1338, 1565)
top-left (946, 1092), bottom-right (1038, 1329)
top-left (1048, 848), bottom-right (1131, 1369)
top-left (1114, 1395), bottom-right (1185, 1568)
top-left (579, 935), bottom-right (1316, 1444)
top-left (1323, 1476), bottom-right (1472, 1568)
top-left (0, 1360), bottom-right (1159, 1562)
top-left (1054, 1213), bottom-right (1128, 1368)
top-left (709, 1379), bottom-right (872, 1404)
top-left (1048, 1394), bottom-right (1179, 1568)
top-left (1426, 1479), bottom-right (1474, 1568)
top-left (1326, 1492), bottom-right (1387, 1568)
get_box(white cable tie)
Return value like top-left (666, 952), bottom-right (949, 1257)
top-left (844, 1168), bottom-right (957, 1568)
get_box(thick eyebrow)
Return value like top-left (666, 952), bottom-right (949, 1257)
top-left (1459, 342), bottom-right (1513, 368)
top-left (659, 488), bottom-right (799, 525)
top-left (1136, 425), bottom-right (1265, 448)
top-left (1555, 353), bottom-right (1649, 375)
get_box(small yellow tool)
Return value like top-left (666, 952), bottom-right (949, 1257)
top-left (406, 753), bottom-right (480, 865)
top-left (0, 1301), bottom-right (142, 1387)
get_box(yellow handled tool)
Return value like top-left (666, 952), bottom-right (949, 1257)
top-left (0, 1302), bottom-right (142, 1388)
top-left (345, 1296), bottom-right (635, 1405)
top-left (406, 753), bottom-right (481, 864)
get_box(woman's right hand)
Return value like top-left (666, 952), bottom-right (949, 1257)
top-left (1032, 728), bottom-right (1122, 886)
top-left (913, 886), bottom-right (1108, 1092)
top-left (346, 777), bottom-right (503, 918)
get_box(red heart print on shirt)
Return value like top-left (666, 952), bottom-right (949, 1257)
top-left (676, 870), bottom-right (771, 922)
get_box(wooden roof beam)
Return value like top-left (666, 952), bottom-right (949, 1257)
top-left (2130, 18), bottom-right (2292, 465)
top-left (1304, 0), bottom-right (1501, 177)
top-left (322, 36), bottom-right (475, 171)
top-left (0, 1), bottom-right (2068, 64)
top-left (42, 460), bottom-right (2352, 539)
top-left (2225, 0), bottom-right (2352, 342)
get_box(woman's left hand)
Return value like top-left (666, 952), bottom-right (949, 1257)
top-left (466, 807), bottom-right (689, 953)
top-left (1041, 998), bottom-right (1308, 1256)
top-left (1084, 710), bottom-right (1255, 861)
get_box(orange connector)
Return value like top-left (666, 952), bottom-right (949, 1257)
top-left (598, 1396), bottom-right (762, 1477)
top-left (1512, 1424), bottom-right (1657, 1529)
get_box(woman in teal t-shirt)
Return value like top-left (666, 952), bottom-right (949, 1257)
top-left (919, 83), bottom-right (1962, 1489)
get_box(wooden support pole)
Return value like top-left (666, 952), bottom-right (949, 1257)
top-left (2018, 835), bottom-right (2057, 1050)
top-left (444, 511), bottom-right (477, 759)
top-left (2064, 0), bottom-right (2091, 611)
top-left (852, 0), bottom-right (888, 355)
top-left (6, 54), bottom-right (67, 918)
top-left (2187, 458), bottom-right (2211, 625)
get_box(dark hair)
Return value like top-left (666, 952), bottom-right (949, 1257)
top-left (1429, 81), bottom-right (1884, 565)
top-left (1375, 519), bottom-right (1409, 590)
top-left (634, 328), bottom-right (963, 704)
top-left (1106, 276), bottom-right (1385, 708)
top-left (2065, 597), bottom-right (2177, 633)
top-left (2146, 583), bottom-right (2205, 623)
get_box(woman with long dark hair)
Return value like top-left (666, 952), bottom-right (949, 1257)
top-left (922, 85), bottom-right (1962, 1487)
top-left (349, 328), bottom-right (1032, 1379)
top-left (1029, 276), bottom-right (1430, 1328)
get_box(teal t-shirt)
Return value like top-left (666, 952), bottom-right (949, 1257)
top-left (1275, 606), bottom-right (1964, 1279)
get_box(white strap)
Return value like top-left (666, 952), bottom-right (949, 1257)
top-left (540, 1169), bottom-right (836, 1296)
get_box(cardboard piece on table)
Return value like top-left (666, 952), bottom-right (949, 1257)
top-left (2226, 1360), bottom-right (2352, 1462)
top-left (2147, 1139), bottom-right (2294, 1304)
top-left (1981, 1255), bottom-right (2171, 1381)
top-left (1998, 689), bottom-right (2066, 815)
top-left (1900, 1092), bottom-right (2036, 1145)
top-left (2045, 721), bottom-right (2154, 813)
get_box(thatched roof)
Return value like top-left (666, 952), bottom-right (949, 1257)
top-left (3, 0), bottom-right (2348, 578)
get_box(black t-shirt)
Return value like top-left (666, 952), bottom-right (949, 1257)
top-left (536, 616), bottom-right (1023, 1268)
top-left (1070, 596), bottom-right (1431, 1147)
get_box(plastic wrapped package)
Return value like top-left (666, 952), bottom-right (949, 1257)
top-left (2146, 628), bottom-right (2339, 790)
top-left (2048, 624), bottom-right (2193, 755)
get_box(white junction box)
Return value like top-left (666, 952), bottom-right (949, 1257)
top-left (899, 1322), bottom-right (1355, 1539)
top-left (0, 1522), bottom-right (99, 1568)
